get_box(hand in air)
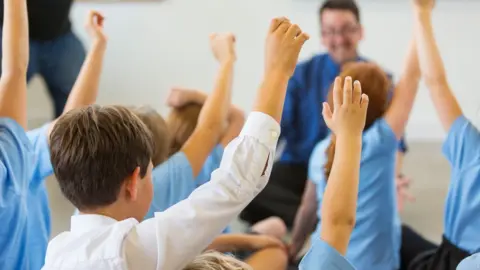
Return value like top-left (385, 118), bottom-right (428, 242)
top-left (85, 10), bottom-right (107, 42)
top-left (322, 77), bottom-right (369, 137)
top-left (264, 17), bottom-right (310, 77)
top-left (412, 0), bottom-right (435, 12)
top-left (166, 87), bottom-right (197, 108)
top-left (210, 33), bottom-right (236, 64)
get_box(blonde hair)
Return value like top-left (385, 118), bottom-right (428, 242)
top-left (183, 251), bottom-right (252, 270)
top-left (167, 103), bottom-right (203, 156)
top-left (129, 105), bottom-right (171, 167)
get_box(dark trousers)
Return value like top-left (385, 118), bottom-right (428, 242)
top-left (240, 161), bottom-right (308, 228)
top-left (0, 31), bottom-right (86, 118)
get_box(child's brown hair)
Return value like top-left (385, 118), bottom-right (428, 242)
top-left (167, 103), bottom-right (203, 156)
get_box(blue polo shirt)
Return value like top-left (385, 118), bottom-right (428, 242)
top-left (442, 115), bottom-right (480, 253)
top-left (280, 53), bottom-right (407, 165)
top-left (309, 119), bottom-right (401, 270)
top-left (0, 118), bottom-right (52, 270)
top-left (300, 237), bottom-right (355, 270)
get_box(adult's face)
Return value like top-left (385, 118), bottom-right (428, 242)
top-left (320, 9), bottom-right (363, 64)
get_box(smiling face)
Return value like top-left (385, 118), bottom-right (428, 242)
top-left (320, 4), bottom-right (363, 64)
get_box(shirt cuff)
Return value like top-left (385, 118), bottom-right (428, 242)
top-left (300, 237), bottom-right (355, 270)
top-left (240, 112), bottom-right (281, 149)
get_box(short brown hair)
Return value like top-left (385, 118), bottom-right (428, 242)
top-left (49, 105), bottom-right (154, 210)
top-left (130, 105), bottom-right (170, 167)
top-left (167, 103), bottom-right (202, 156)
top-left (324, 62), bottom-right (390, 179)
top-left (319, 0), bottom-right (360, 23)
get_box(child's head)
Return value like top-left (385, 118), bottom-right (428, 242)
top-left (167, 103), bottom-right (202, 156)
top-left (49, 105), bottom-right (154, 221)
top-left (184, 251), bottom-right (252, 270)
top-left (324, 62), bottom-right (390, 179)
top-left (130, 105), bottom-right (171, 167)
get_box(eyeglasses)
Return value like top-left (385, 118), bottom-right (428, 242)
top-left (321, 25), bottom-right (360, 38)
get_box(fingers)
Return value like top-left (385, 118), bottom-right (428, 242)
top-left (269, 17), bottom-right (289, 33)
top-left (286, 24), bottom-right (301, 40)
top-left (322, 103), bottom-right (333, 129)
top-left (352, 80), bottom-right (362, 105)
top-left (277, 20), bottom-right (291, 33)
top-left (332, 77), bottom-right (342, 109)
top-left (343, 76), bottom-right (353, 105)
top-left (295, 32), bottom-right (310, 46)
top-left (360, 94), bottom-right (369, 109)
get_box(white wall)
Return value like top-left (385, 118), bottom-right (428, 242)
top-left (27, 0), bottom-right (480, 140)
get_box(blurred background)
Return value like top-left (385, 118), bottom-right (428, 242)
top-left (30, 0), bottom-right (478, 242)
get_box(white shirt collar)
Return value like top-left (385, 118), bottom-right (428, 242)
top-left (70, 214), bottom-right (119, 233)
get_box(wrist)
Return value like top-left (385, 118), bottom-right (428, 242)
top-left (414, 9), bottom-right (432, 18)
top-left (92, 39), bottom-right (107, 50)
top-left (219, 57), bottom-right (236, 66)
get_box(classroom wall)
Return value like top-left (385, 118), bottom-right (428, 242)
top-left (27, 0), bottom-right (480, 140)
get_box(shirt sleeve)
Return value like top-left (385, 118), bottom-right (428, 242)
top-left (27, 123), bottom-right (53, 188)
top-left (457, 253), bottom-right (480, 270)
top-left (195, 144), bottom-right (224, 187)
top-left (299, 237), bottom-right (356, 270)
top-left (0, 118), bottom-right (33, 204)
top-left (442, 115), bottom-right (480, 169)
top-left (132, 112), bottom-right (281, 270)
top-left (308, 137), bottom-right (330, 205)
top-left (145, 152), bottom-right (195, 218)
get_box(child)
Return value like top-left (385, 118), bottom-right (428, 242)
top-left (407, 0), bottom-right (480, 269)
top-left (42, 17), bottom-right (309, 270)
top-left (290, 24), bottom-right (422, 269)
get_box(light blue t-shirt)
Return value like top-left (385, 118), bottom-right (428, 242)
top-left (145, 145), bottom-right (224, 218)
top-left (300, 237), bottom-right (355, 270)
top-left (309, 118), bottom-right (401, 270)
top-left (442, 115), bottom-right (480, 253)
top-left (457, 252), bottom-right (480, 270)
top-left (25, 124), bottom-right (53, 270)
top-left (0, 118), bottom-right (46, 270)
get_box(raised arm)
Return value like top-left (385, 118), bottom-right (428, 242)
top-left (134, 18), bottom-right (309, 270)
top-left (413, 0), bottom-right (462, 131)
top-left (383, 36), bottom-right (421, 139)
top-left (318, 77), bottom-right (367, 254)
top-left (47, 11), bottom-right (107, 135)
top-left (0, 0), bottom-right (29, 128)
top-left (180, 35), bottom-right (235, 177)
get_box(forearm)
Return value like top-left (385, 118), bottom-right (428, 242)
top-left (252, 71), bottom-right (290, 123)
top-left (2, 0), bottom-right (28, 77)
top-left (62, 40), bottom-right (106, 114)
top-left (291, 204), bottom-right (317, 246)
top-left (197, 60), bottom-right (234, 131)
top-left (395, 151), bottom-right (404, 176)
top-left (320, 135), bottom-right (362, 255)
top-left (206, 234), bottom-right (254, 252)
top-left (414, 10), bottom-right (462, 129)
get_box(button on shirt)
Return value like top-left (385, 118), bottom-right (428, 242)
top-left (42, 112), bottom-right (281, 270)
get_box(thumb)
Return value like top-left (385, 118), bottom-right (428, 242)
top-left (322, 102), bottom-right (333, 128)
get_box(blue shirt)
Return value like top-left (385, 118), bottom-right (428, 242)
top-left (309, 119), bottom-right (401, 270)
top-left (280, 53), bottom-right (407, 165)
top-left (0, 118), bottom-right (51, 270)
top-left (442, 116), bottom-right (480, 253)
top-left (300, 237), bottom-right (355, 270)
top-left (457, 252), bottom-right (480, 270)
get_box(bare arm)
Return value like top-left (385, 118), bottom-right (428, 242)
top-left (181, 35), bottom-right (235, 177)
top-left (290, 180), bottom-right (318, 258)
top-left (384, 38), bottom-right (421, 139)
top-left (220, 106), bottom-right (245, 147)
top-left (414, 7), bottom-right (462, 131)
top-left (205, 234), bottom-right (257, 253)
top-left (0, 0), bottom-right (29, 128)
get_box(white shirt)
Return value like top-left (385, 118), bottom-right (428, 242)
top-left (42, 112), bottom-right (280, 270)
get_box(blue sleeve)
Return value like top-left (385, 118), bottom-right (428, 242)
top-left (299, 237), bottom-right (356, 270)
top-left (27, 123), bottom-right (53, 188)
top-left (195, 144), bottom-right (224, 186)
top-left (363, 119), bottom-right (398, 158)
top-left (457, 253), bottom-right (480, 270)
top-left (0, 118), bottom-right (33, 205)
top-left (280, 75), bottom-right (300, 143)
top-left (442, 115), bottom-right (480, 168)
top-left (386, 73), bottom-right (408, 154)
top-left (145, 152), bottom-right (195, 219)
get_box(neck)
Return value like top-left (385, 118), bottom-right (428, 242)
top-left (80, 201), bottom-right (137, 222)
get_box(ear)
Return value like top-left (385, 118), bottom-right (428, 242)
top-left (125, 167), bottom-right (141, 201)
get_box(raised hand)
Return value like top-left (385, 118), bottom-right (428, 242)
top-left (85, 10), bottom-right (106, 42)
top-left (412, 0), bottom-right (435, 12)
top-left (166, 87), bottom-right (199, 108)
top-left (322, 77), bottom-right (369, 137)
top-left (265, 17), bottom-right (309, 77)
top-left (210, 33), bottom-right (236, 64)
